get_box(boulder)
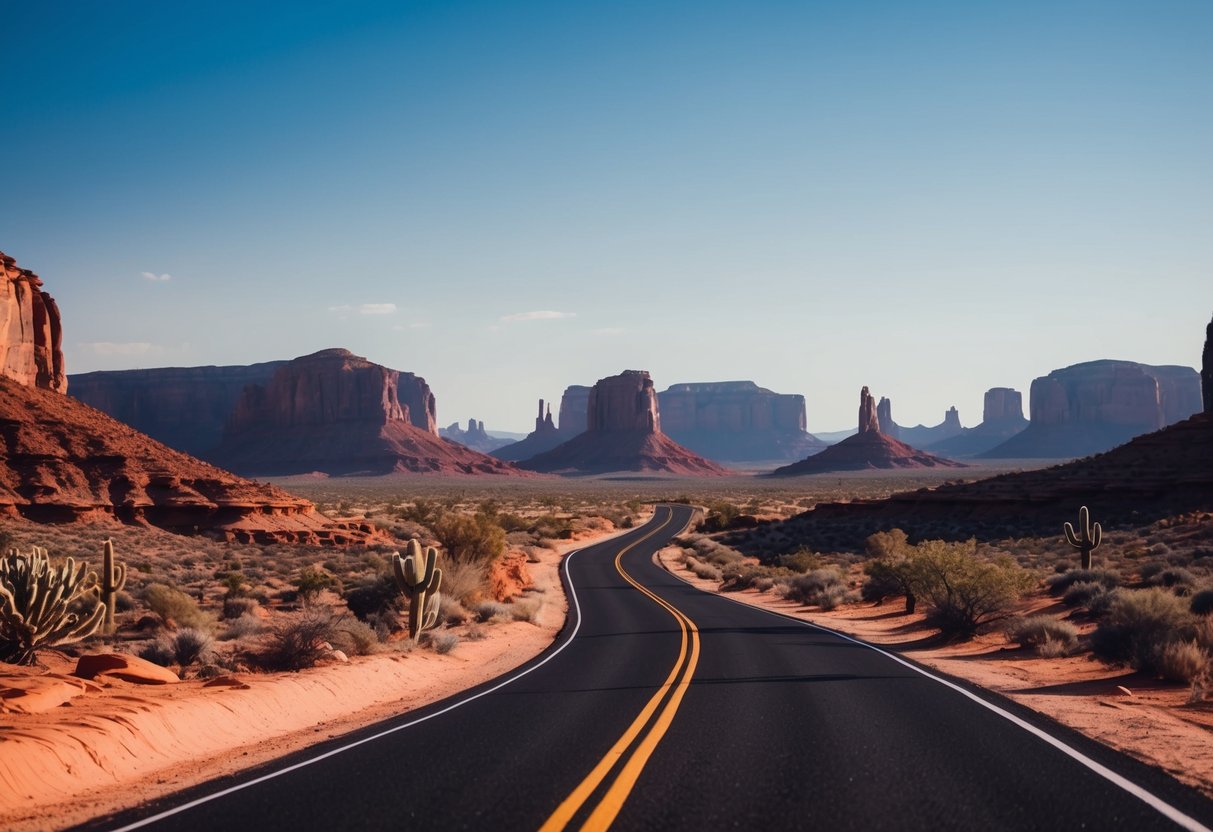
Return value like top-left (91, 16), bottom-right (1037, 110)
top-left (75, 653), bottom-right (180, 685)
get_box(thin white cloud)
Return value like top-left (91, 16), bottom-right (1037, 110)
top-left (141, 272), bottom-right (172, 282)
top-left (328, 303), bottom-right (397, 316)
top-left (500, 310), bottom-right (577, 323)
top-left (80, 341), bottom-right (157, 356)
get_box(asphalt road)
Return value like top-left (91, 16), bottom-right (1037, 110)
top-left (89, 504), bottom-right (1213, 832)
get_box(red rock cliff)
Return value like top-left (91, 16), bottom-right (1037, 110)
top-left (1, 251), bottom-right (66, 393)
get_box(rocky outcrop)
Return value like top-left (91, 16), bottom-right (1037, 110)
top-left (558, 385), bottom-right (592, 436)
top-left (440, 418), bottom-right (512, 453)
top-left (927, 387), bottom-right (1028, 458)
top-left (983, 360), bottom-right (1201, 459)
top-left (518, 371), bottom-right (727, 475)
top-left (770, 387), bottom-right (964, 476)
top-left (875, 397), bottom-right (895, 438)
top-left (1, 252), bottom-right (66, 393)
top-left (1203, 314), bottom-right (1212, 413)
top-left (492, 398), bottom-right (567, 462)
top-left (657, 381), bottom-right (826, 462)
top-left (0, 376), bottom-right (381, 544)
top-left (70, 362), bottom-right (286, 457)
top-left (212, 350), bottom-right (526, 476)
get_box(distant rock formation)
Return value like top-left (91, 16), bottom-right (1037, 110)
top-left (927, 387), bottom-right (1029, 458)
top-left (1203, 314), bottom-right (1212, 413)
top-left (440, 418), bottom-right (513, 453)
top-left (876, 396), bottom-right (963, 446)
top-left (211, 349), bottom-right (525, 476)
top-left (875, 397), bottom-right (895, 438)
top-left (983, 360), bottom-right (1202, 459)
top-left (492, 398), bottom-right (567, 462)
top-left (518, 371), bottom-right (727, 475)
top-left (770, 411), bottom-right (1213, 544)
top-left (558, 385), bottom-right (592, 436)
top-left (770, 387), bottom-right (965, 476)
top-left (0, 253), bottom-right (378, 543)
top-left (656, 381), bottom-right (826, 462)
top-left (71, 362), bottom-right (286, 457)
top-left (1, 252), bottom-right (66, 393)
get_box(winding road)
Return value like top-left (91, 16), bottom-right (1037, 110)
top-left (89, 505), bottom-right (1213, 831)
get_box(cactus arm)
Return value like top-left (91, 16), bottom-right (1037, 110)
top-left (1063, 523), bottom-right (1080, 547)
top-left (1092, 523), bottom-right (1102, 549)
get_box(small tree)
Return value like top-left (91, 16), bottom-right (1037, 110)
top-left (295, 568), bottom-right (338, 605)
top-left (862, 529), bottom-right (918, 612)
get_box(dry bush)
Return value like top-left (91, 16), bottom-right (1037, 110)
top-left (171, 628), bottom-right (214, 666)
top-left (430, 632), bottom-right (460, 654)
top-left (1006, 616), bottom-right (1078, 655)
top-left (1092, 589), bottom-right (1198, 677)
top-left (332, 618), bottom-right (379, 656)
top-left (1190, 589), bottom-right (1213, 616)
top-left (1046, 569), bottom-right (1119, 597)
top-left (1157, 641), bottom-right (1210, 683)
top-left (510, 598), bottom-right (541, 623)
top-left (685, 557), bottom-right (722, 582)
top-left (251, 610), bottom-right (337, 671)
top-left (474, 601), bottom-right (509, 623)
top-left (220, 614), bottom-right (264, 641)
top-left (781, 569), bottom-right (847, 608)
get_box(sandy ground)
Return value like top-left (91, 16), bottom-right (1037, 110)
top-left (657, 547), bottom-right (1213, 800)
top-left (0, 522), bottom-right (642, 832)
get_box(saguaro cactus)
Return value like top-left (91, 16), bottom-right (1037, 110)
top-left (1064, 506), bottom-right (1102, 570)
top-left (0, 546), bottom-right (105, 665)
top-left (392, 539), bottom-right (443, 641)
top-left (101, 539), bottom-right (127, 634)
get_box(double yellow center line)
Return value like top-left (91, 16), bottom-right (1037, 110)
top-left (540, 508), bottom-right (701, 831)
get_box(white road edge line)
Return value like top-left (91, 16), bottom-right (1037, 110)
top-left (106, 512), bottom-right (666, 832)
top-left (662, 563), bottom-right (1211, 832)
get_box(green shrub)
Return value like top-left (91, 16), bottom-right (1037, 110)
top-left (778, 548), bottom-right (821, 573)
top-left (432, 512), bottom-right (506, 565)
top-left (143, 583), bottom-right (214, 631)
top-left (295, 568), bottom-right (338, 604)
top-left (1092, 588), bottom-right (1196, 675)
top-left (913, 541), bottom-right (1035, 637)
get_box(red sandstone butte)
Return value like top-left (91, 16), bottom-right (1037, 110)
top-left (519, 371), bottom-right (727, 476)
top-left (211, 349), bottom-right (529, 477)
top-left (770, 386), bottom-right (965, 476)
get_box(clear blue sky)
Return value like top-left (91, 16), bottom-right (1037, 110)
top-left (3, 1), bottom-right (1210, 432)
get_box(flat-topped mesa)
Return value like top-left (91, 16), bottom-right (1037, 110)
top-left (1, 251), bottom-right (66, 393)
top-left (1203, 314), bottom-right (1212, 413)
top-left (858, 387), bottom-right (880, 435)
top-left (225, 348), bottom-right (437, 435)
top-left (984, 387), bottom-right (1025, 424)
top-left (656, 380), bottom-right (825, 462)
top-left (70, 361), bottom-right (287, 457)
top-left (558, 385), bottom-right (592, 436)
top-left (983, 359), bottom-right (1202, 459)
top-left (587, 370), bottom-right (659, 432)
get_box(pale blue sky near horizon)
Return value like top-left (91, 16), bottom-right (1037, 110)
top-left (2, 1), bottom-right (1210, 433)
